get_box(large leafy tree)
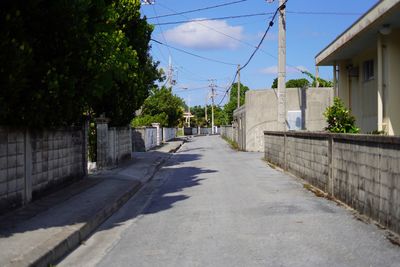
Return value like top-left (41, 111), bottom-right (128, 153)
top-left (223, 82), bottom-right (249, 124)
top-left (271, 72), bottom-right (333, 89)
top-left (0, 0), bottom-right (159, 127)
top-left (131, 87), bottom-right (185, 127)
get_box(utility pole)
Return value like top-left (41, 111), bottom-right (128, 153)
top-left (237, 65), bottom-right (241, 109)
top-left (277, 0), bottom-right (287, 131)
top-left (205, 94), bottom-right (208, 125)
top-left (187, 96), bottom-right (191, 127)
top-left (209, 79), bottom-right (216, 134)
top-left (167, 55), bottom-right (176, 88)
top-left (315, 66), bottom-right (320, 88)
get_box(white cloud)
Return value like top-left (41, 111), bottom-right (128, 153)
top-left (163, 19), bottom-right (244, 50)
top-left (260, 65), bottom-right (308, 75)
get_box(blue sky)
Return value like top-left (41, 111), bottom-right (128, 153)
top-left (140, 0), bottom-right (378, 107)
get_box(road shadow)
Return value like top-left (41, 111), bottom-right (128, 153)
top-left (0, 151), bottom-right (210, 238)
top-left (143, 165), bottom-right (215, 215)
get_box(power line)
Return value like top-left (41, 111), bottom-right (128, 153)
top-left (217, 71), bottom-right (238, 106)
top-left (151, 39), bottom-right (237, 66)
top-left (157, 2), bottom-right (284, 68)
top-left (239, 0), bottom-right (288, 71)
top-left (151, 10), bottom-right (360, 26)
top-left (147, 0), bottom-right (248, 19)
top-left (152, 12), bottom-right (274, 26)
top-left (151, 4), bottom-right (172, 57)
top-left (218, 0), bottom-right (288, 106)
top-left (287, 11), bottom-right (362, 16)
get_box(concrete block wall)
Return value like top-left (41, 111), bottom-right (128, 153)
top-left (0, 128), bottom-right (25, 212)
top-left (264, 133), bottom-right (285, 168)
top-left (332, 136), bottom-right (400, 233)
top-left (31, 129), bottom-right (85, 197)
top-left (199, 128), bottom-right (212, 135)
top-left (163, 128), bottom-right (176, 142)
top-left (109, 127), bottom-right (131, 165)
top-left (220, 126), bottom-right (233, 141)
top-left (286, 134), bottom-right (329, 191)
top-left (0, 126), bottom-right (87, 214)
top-left (97, 120), bottom-right (132, 169)
top-left (264, 131), bottom-right (400, 235)
top-left (131, 127), bottom-right (157, 152)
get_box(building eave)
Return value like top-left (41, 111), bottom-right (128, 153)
top-left (316, 0), bottom-right (400, 66)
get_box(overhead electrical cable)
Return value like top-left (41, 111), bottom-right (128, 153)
top-left (157, 2), bottom-right (283, 67)
top-left (151, 39), bottom-right (237, 66)
top-left (287, 11), bottom-right (361, 16)
top-left (147, 0), bottom-right (248, 19)
top-left (218, 0), bottom-right (288, 106)
top-left (239, 0), bottom-right (288, 71)
top-left (151, 4), bottom-right (172, 56)
top-left (152, 12), bottom-right (274, 26)
top-left (217, 71), bottom-right (238, 106)
top-left (153, 10), bottom-right (360, 26)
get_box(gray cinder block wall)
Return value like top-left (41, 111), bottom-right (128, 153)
top-left (132, 127), bottom-right (157, 152)
top-left (163, 128), bottom-right (177, 142)
top-left (96, 118), bottom-right (132, 169)
top-left (220, 126), bottom-right (234, 141)
top-left (264, 131), bottom-right (400, 235)
top-left (0, 126), bottom-right (87, 213)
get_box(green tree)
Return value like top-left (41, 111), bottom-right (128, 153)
top-left (131, 86), bottom-right (185, 127)
top-left (324, 97), bottom-right (360, 133)
top-left (223, 82), bottom-right (249, 124)
top-left (285, 78), bottom-right (310, 88)
top-left (271, 78), bottom-right (310, 88)
top-left (301, 71), bottom-right (333, 87)
top-left (271, 72), bottom-right (333, 89)
top-left (0, 0), bottom-right (159, 127)
top-left (190, 105), bottom-right (207, 127)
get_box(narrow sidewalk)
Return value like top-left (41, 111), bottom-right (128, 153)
top-left (0, 139), bottom-right (184, 267)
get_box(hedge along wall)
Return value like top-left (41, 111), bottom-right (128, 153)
top-left (264, 131), bottom-right (400, 235)
top-left (0, 126), bottom-right (87, 213)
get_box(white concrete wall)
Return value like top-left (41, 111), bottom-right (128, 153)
top-left (244, 88), bottom-right (333, 152)
top-left (385, 28), bottom-right (400, 135)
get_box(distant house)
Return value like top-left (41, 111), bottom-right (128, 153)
top-left (316, 0), bottom-right (400, 135)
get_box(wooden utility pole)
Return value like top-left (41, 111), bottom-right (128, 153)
top-left (237, 65), bottom-right (241, 109)
top-left (277, 0), bottom-right (287, 131)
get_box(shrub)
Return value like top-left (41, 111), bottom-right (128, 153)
top-left (324, 97), bottom-right (360, 133)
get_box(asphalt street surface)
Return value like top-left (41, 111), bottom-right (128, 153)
top-left (60, 135), bottom-right (400, 267)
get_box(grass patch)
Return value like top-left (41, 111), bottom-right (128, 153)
top-left (221, 136), bottom-right (240, 150)
top-left (176, 128), bottom-right (184, 137)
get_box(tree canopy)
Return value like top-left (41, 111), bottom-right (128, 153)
top-left (223, 82), bottom-right (249, 124)
top-left (271, 72), bottom-right (333, 89)
top-left (0, 0), bottom-right (159, 127)
top-left (131, 87), bottom-right (185, 127)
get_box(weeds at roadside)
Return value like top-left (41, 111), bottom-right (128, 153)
top-left (221, 136), bottom-right (240, 151)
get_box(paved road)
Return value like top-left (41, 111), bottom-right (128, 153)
top-left (60, 135), bottom-right (400, 267)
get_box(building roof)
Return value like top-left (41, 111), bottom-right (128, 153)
top-left (316, 0), bottom-right (400, 66)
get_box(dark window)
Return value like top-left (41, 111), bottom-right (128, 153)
top-left (363, 60), bottom-right (374, 81)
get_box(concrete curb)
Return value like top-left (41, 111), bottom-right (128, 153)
top-left (28, 143), bottom-right (184, 267)
top-left (29, 181), bottom-right (142, 267)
